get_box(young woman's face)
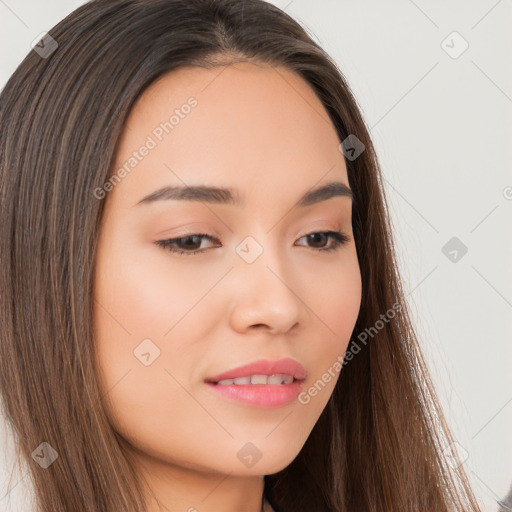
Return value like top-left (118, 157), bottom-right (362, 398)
top-left (94, 62), bottom-right (361, 480)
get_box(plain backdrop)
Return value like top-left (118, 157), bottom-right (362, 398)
top-left (1, 1), bottom-right (511, 511)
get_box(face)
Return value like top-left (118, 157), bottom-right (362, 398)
top-left (93, 62), bottom-right (362, 482)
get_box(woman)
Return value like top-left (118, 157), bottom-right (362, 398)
top-left (0, 1), bottom-right (482, 511)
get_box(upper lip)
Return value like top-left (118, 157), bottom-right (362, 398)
top-left (205, 358), bottom-right (307, 383)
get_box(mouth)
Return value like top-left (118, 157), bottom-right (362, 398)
top-left (208, 374), bottom-right (299, 386)
top-left (204, 358), bottom-right (306, 408)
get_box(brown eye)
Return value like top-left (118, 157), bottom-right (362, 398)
top-left (295, 231), bottom-right (350, 252)
top-left (155, 233), bottom-right (218, 256)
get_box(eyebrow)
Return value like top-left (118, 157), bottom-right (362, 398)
top-left (134, 181), bottom-right (353, 208)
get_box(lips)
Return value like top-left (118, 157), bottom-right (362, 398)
top-left (205, 357), bottom-right (307, 384)
top-left (204, 357), bottom-right (307, 408)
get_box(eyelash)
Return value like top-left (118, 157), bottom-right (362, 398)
top-left (155, 230), bottom-right (350, 256)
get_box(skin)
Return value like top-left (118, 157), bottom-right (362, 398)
top-left (93, 61), bottom-right (362, 512)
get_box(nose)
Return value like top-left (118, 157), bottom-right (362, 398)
top-left (228, 242), bottom-right (303, 335)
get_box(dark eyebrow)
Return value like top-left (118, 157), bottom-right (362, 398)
top-left (135, 181), bottom-right (353, 208)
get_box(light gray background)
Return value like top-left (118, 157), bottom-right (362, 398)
top-left (1, 1), bottom-right (511, 511)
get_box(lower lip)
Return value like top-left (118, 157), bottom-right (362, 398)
top-left (205, 380), bottom-right (304, 408)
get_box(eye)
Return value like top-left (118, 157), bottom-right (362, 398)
top-left (155, 230), bottom-right (350, 256)
top-left (155, 233), bottom-right (219, 256)
top-left (295, 230), bottom-right (350, 252)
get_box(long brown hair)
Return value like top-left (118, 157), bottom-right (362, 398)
top-left (0, 1), bottom-right (481, 511)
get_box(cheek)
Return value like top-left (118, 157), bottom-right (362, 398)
top-left (92, 247), bottom-right (229, 470)
top-left (93, 240), bottom-right (220, 405)
top-left (308, 247), bottom-right (362, 348)
top-left (296, 249), bottom-right (361, 406)
top-left (92, 237), bottom-right (233, 427)
top-left (93, 232), bottom-right (230, 341)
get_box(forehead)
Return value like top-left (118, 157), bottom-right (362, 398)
top-left (109, 61), bottom-right (348, 209)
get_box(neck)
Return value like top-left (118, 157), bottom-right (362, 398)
top-left (128, 448), bottom-right (267, 512)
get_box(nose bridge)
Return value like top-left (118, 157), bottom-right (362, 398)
top-left (235, 228), bottom-right (287, 286)
top-left (230, 229), bottom-right (303, 332)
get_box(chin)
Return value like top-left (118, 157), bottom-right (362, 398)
top-left (223, 447), bottom-right (302, 477)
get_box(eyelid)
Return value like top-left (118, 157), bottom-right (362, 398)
top-left (296, 222), bottom-right (341, 238)
top-left (154, 222), bottom-right (221, 240)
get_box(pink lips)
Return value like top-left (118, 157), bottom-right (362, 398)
top-left (204, 358), bottom-right (307, 408)
top-left (205, 358), bottom-right (306, 383)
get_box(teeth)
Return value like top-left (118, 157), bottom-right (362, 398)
top-left (251, 374), bottom-right (268, 384)
top-left (216, 374), bottom-right (294, 386)
top-left (267, 374), bottom-right (293, 385)
top-left (218, 379), bottom-right (235, 385)
top-left (234, 376), bottom-right (251, 385)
